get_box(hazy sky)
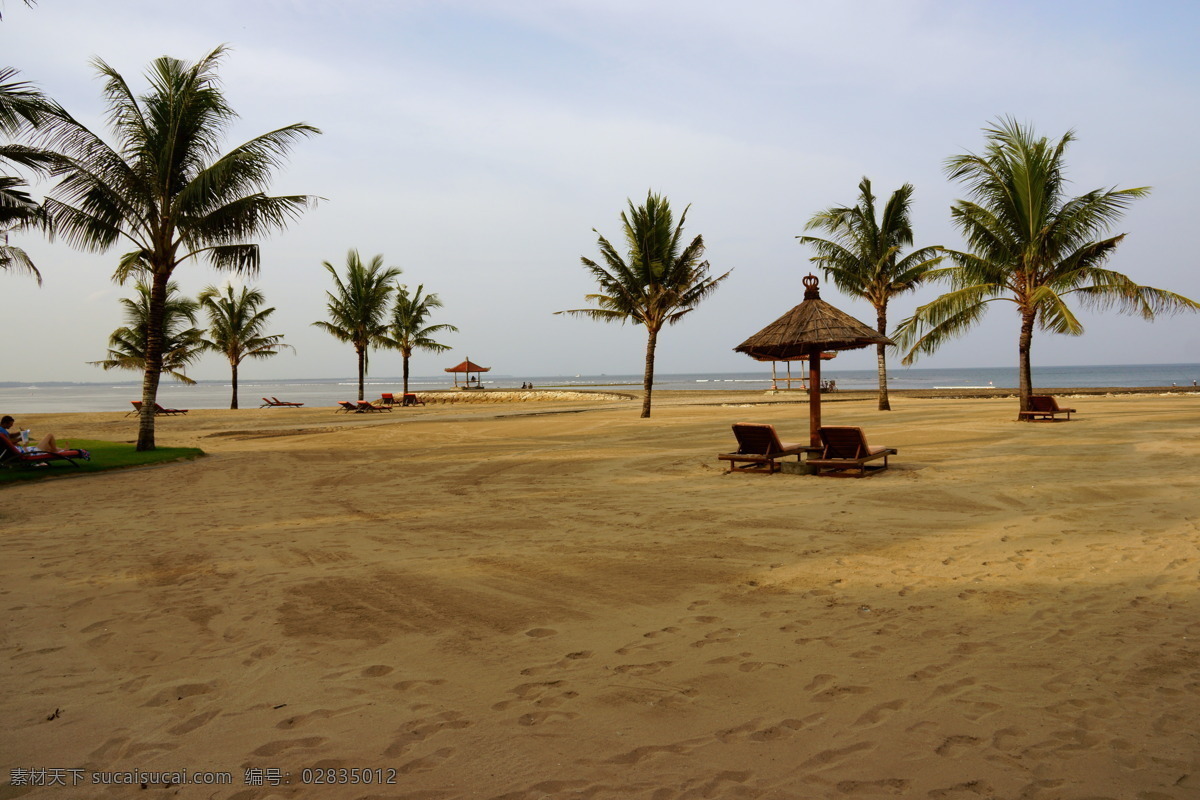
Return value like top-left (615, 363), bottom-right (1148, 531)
top-left (4, 0), bottom-right (1198, 383)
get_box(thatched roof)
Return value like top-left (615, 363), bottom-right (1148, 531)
top-left (734, 276), bottom-right (892, 360)
top-left (444, 358), bottom-right (491, 373)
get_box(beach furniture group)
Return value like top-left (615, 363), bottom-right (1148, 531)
top-left (1018, 395), bottom-right (1076, 421)
top-left (719, 422), bottom-right (897, 478)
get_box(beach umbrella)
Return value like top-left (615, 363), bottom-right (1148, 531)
top-left (734, 275), bottom-right (893, 445)
top-left (445, 357), bottom-right (491, 388)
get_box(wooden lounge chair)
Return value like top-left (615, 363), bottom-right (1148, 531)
top-left (272, 397), bottom-right (303, 407)
top-left (0, 435), bottom-right (87, 469)
top-left (336, 401), bottom-right (358, 413)
top-left (718, 423), bottom-right (807, 473)
top-left (153, 402), bottom-right (188, 416)
top-left (1018, 395), bottom-right (1075, 421)
top-left (808, 426), bottom-right (897, 478)
top-left (379, 392), bottom-right (397, 407)
top-left (402, 393), bottom-right (425, 407)
top-left (356, 401), bottom-right (391, 413)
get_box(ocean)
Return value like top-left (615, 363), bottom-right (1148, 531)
top-left (2, 362), bottom-right (1198, 414)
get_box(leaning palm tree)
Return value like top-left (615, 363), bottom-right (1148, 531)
top-left (91, 281), bottom-right (205, 385)
top-left (198, 283), bottom-right (294, 409)
top-left (798, 178), bottom-right (942, 410)
top-left (312, 250), bottom-right (401, 401)
top-left (32, 46), bottom-right (319, 449)
top-left (557, 191), bottom-right (731, 418)
top-left (384, 283), bottom-right (457, 396)
top-left (895, 118), bottom-right (1199, 411)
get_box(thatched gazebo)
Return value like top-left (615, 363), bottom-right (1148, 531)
top-left (734, 275), bottom-right (892, 445)
top-left (445, 357), bottom-right (490, 388)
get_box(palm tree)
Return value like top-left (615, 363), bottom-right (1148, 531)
top-left (385, 284), bottom-right (457, 396)
top-left (90, 281), bottom-right (205, 384)
top-left (1, 66), bottom-right (55, 283)
top-left (895, 118), bottom-right (1199, 410)
top-left (198, 283), bottom-right (294, 409)
top-left (312, 250), bottom-right (401, 401)
top-left (798, 178), bottom-right (943, 410)
top-left (33, 46), bottom-right (319, 449)
top-left (557, 191), bottom-right (731, 418)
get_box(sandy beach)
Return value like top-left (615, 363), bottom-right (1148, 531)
top-left (3, 390), bottom-right (1199, 799)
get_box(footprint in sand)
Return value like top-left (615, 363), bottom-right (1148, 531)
top-left (836, 779), bottom-right (911, 795)
top-left (361, 664), bottom-right (393, 678)
top-left (518, 650), bottom-right (594, 677)
top-left (935, 735), bottom-right (982, 756)
top-left (168, 710), bottom-right (220, 736)
top-left (612, 661), bottom-right (672, 677)
top-left (252, 736), bottom-right (326, 757)
top-left (524, 627), bottom-right (557, 638)
top-left (690, 628), bottom-right (739, 648)
top-left (383, 711), bottom-right (471, 757)
top-left (853, 699), bottom-right (906, 727)
top-left (398, 746), bottom-right (455, 774)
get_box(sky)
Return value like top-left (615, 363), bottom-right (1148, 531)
top-left (3, 0), bottom-right (1198, 383)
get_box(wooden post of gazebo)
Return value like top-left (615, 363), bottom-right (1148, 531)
top-left (808, 351), bottom-right (821, 446)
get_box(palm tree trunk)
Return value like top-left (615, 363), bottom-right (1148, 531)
top-left (640, 326), bottom-right (659, 418)
top-left (1018, 310), bottom-right (1036, 412)
top-left (229, 360), bottom-right (239, 410)
top-left (356, 344), bottom-right (366, 401)
top-left (136, 272), bottom-right (169, 451)
top-left (402, 353), bottom-right (410, 396)
top-left (875, 306), bottom-right (890, 411)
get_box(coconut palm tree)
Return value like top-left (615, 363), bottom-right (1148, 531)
top-left (91, 281), bottom-right (205, 384)
top-left (385, 284), bottom-right (457, 396)
top-left (313, 250), bottom-right (401, 401)
top-left (798, 178), bottom-right (943, 410)
top-left (32, 46), bottom-right (319, 449)
top-left (1, 66), bottom-right (55, 283)
top-left (198, 283), bottom-right (294, 409)
top-left (557, 191), bottom-right (731, 418)
top-left (895, 118), bottom-right (1199, 410)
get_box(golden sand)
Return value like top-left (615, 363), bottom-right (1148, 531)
top-left (2, 392), bottom-right (1199, 798)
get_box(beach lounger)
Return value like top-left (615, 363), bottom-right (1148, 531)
top-left (0, 435), bottom-right (87, 469)
top-left (1018, 395), bottom-right (1075, 421)
top-left (718, 423), bottom-right (807, 473)
top-left (402, 393), bottom-right (425, 407)
top-left (272, 397), bottom-right (303, 407)
top-left (356, 401), bottom-right (391, 413)
top-left (807, 426), bottom-right (897, 478)
top-left (153, 403), bottom-right (188, 416)
top-left (336, 401), bottom-right (358, 413)
top-left (379, 392), bottom-right (397, 407)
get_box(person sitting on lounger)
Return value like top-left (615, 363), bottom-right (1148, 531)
top-left (1, 415), bottom-right (90, 458)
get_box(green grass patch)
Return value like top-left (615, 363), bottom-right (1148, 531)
top-left (0, 439), bottom-right (205, 484)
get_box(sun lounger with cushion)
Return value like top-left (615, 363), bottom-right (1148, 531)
top-left (336, 401), bottom-right (358, 413)
top-left (1018, 395), bottom-right (1075, 421)
top-left (718, 423), bottom-right (807, 473)
top-left (356, 401), bottom-right (391, 413)
top-left (807, 426), bottom-right (897, 477)
top-left (0, 435), bottom-right (87, 469)
top-left (402, 393), bottom-right (425, 406)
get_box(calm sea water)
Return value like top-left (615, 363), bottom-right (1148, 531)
top-left (2, 363), bottom-right (1198, 414)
